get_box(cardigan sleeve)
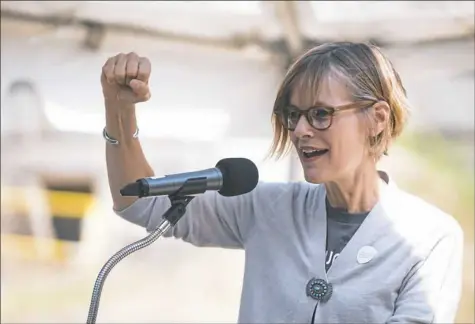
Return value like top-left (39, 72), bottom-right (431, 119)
top-left (114, 182), bottom-right (289, 249)
top-left (387, 225), bottom-right (464, 324)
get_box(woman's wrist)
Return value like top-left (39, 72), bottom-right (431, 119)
top-left (104, 98), bottom-right (136, 113)
top-left (104, 100), bottom-right (138, 143)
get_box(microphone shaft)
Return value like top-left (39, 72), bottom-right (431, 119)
top-left (86, 196), bottom-right (194, 324)
top-left (86, 219), bottom-right (171, 324)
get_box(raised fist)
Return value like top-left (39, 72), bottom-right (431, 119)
top-left (101, 52), bottom-right (151, 105)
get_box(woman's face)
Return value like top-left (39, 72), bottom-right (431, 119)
top-left (289, 74), bottom-right (370, 184)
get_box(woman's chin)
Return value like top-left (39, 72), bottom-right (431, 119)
top-left (303, 171), bottom-right (326, 184)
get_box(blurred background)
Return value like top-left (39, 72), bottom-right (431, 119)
top-left (1, 1), bottom-right (473, 323)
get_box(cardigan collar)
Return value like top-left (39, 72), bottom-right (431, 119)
top-left (310, 170), bottom-right (400, 281)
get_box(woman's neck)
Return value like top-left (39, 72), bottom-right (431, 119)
top-left (324, 163), bottom-right (381, 213)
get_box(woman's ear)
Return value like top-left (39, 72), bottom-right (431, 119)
top-left (370, 101), bottom-right (391, 136)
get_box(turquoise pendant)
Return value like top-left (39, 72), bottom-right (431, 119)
top-left (306, 278), bottom-right (332, 302)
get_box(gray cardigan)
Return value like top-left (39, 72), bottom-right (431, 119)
top-left (116, 172), bottom-right (463, 323)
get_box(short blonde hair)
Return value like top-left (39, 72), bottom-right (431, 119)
top-left (270, 42), bottom-right (411, 160)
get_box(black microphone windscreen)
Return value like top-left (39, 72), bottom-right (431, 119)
top-left (215, 158), bottom-right (259, 197)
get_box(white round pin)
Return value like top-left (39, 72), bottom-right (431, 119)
top-left (357, 246), bottom-right (377, 264)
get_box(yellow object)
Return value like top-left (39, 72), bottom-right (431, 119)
top-left (1, 182), bottom-right (95, 262)
top-left (45, 190), bottom-right (94, 219)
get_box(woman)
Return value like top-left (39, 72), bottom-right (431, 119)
top-left (101, 42), bottom-right (463, 323)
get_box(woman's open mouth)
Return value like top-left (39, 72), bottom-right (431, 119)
top-left (300, 147), bottom-right (329, 160)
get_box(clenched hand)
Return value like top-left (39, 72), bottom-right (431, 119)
top-left (101, 52), bottom-right (152, 105)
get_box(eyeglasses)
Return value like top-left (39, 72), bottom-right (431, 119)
top-left (275, 101), bottom-right (375, 131)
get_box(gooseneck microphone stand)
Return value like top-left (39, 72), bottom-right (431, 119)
top-left (86, 179), bottom-right (206, 324)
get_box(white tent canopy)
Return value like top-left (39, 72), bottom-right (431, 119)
top-left (2, 1), bottom-right (474, 48)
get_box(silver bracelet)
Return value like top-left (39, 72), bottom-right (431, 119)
top-left (103, 127), bottom-right (139, 145)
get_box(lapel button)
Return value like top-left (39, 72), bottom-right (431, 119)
top-left (357, 246), bottom-right (377, 264)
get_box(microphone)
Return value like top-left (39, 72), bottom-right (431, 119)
top-left (120, 158), bottom-right (259, 198)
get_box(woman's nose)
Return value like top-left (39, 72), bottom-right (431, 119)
top-left (293, 115), bottom-right (314, 138)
